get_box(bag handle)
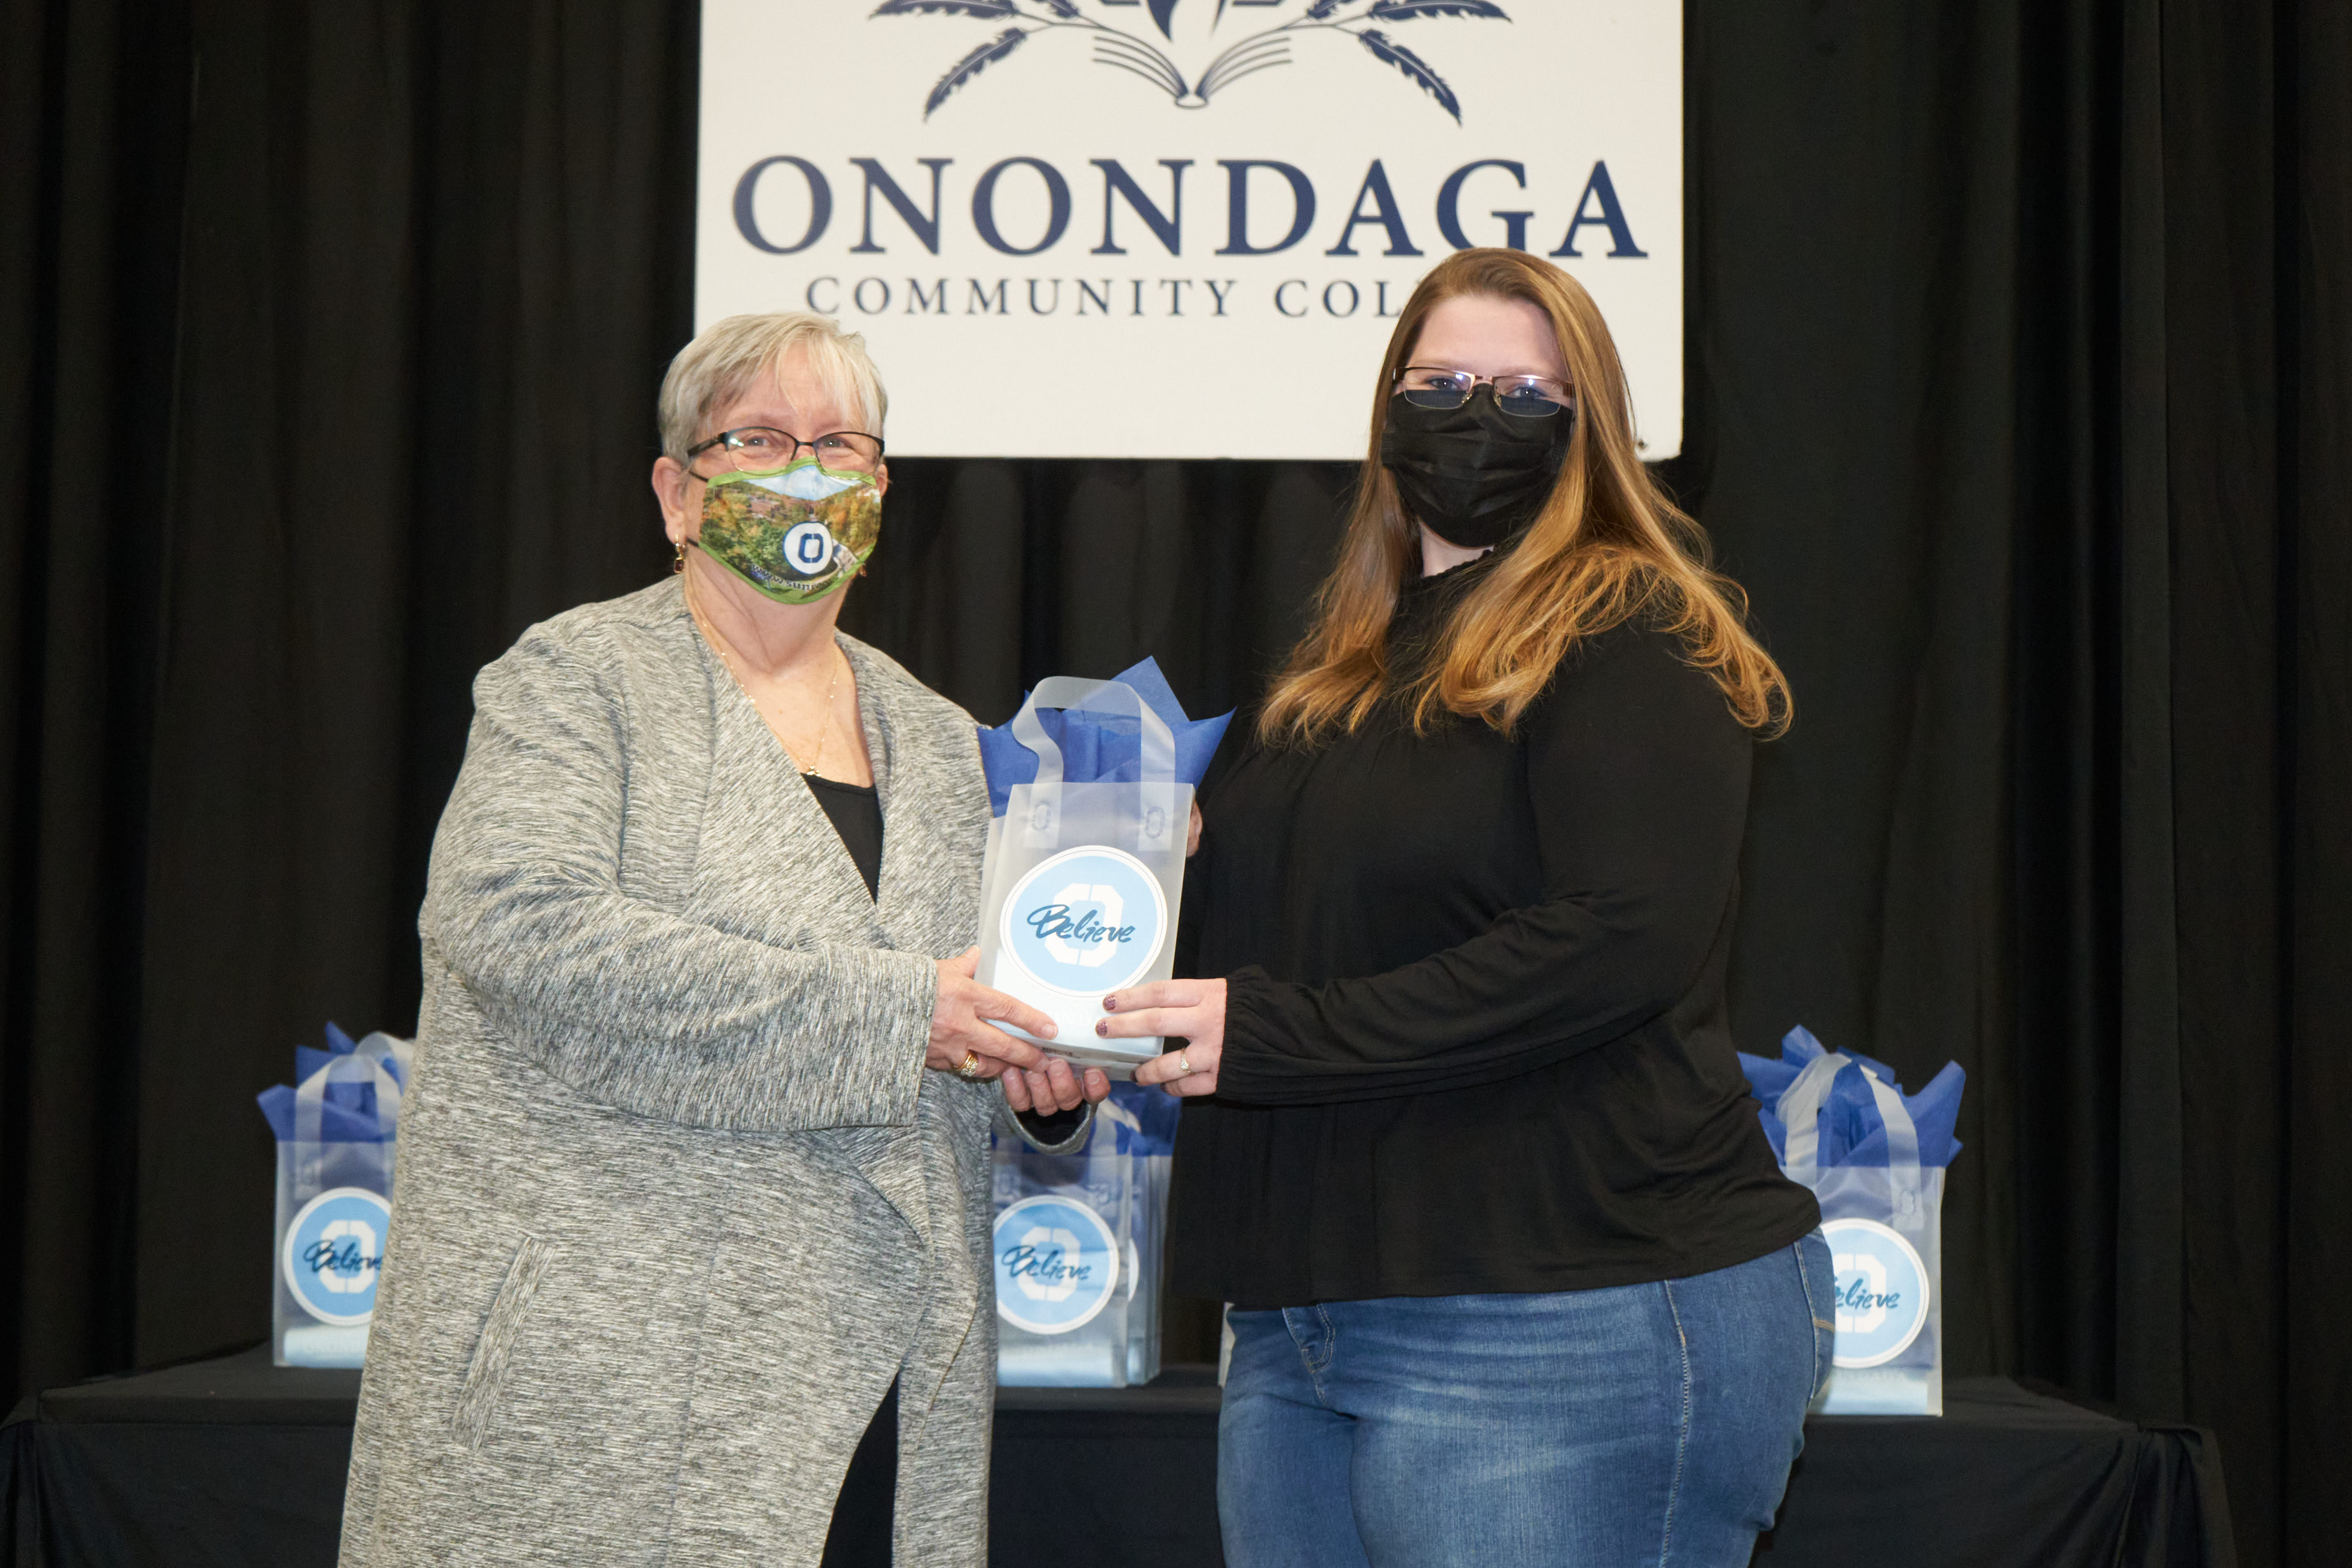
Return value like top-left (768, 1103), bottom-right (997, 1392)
top-left (1009, 677), bottom-right (1176, 850)
top-left (292, 1033), bottom-right (408, 1188)
top-left (1778, 1051), bottom-right (1924, 1220)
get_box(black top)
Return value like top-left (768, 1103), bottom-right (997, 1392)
top-left (798, 774), bottom-right (897, 1561)
top-left (806, 774), bottom-right (883, 899)
top-left (1169, 563), bottom-right (1819, 1307)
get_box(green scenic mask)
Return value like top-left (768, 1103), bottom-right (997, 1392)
top-left (693, 460), bottom-right (882, 605)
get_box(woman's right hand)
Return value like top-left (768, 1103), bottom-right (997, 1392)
top-left (928, 948), bottom-right (1058, 1079)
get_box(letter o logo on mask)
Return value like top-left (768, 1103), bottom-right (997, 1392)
top-left (782, 521), bottom-right (835, 577)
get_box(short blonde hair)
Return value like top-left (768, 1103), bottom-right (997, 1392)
top-left (656, 312), bottom-right (888, 460)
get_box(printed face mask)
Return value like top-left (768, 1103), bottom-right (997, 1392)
top-left (1379, 384), bottom-right (1573, 551)
top-left (693, 460), bottom-right (882, 605)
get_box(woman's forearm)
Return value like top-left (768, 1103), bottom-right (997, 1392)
top-left (430, 631), bottom-right (939, 1131)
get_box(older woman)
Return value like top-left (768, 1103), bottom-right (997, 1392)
top-left (341, 313), bottom-right (1106, 1567)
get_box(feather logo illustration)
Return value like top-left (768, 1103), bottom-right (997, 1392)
top-left (871, 0), bottom-right (1509, 120)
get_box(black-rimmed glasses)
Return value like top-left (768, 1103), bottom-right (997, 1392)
top-left (1393, 366), bottom-right (1573, 418)
top-left (685, 426), bottom-right (885, 474)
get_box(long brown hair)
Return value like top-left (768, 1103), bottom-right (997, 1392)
top-left (1257, 249), bottom-right (1790, 744)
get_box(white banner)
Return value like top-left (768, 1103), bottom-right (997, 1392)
top-left (696, 0), bottom-right (1680, 460)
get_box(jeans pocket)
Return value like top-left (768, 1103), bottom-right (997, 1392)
top-left (1793, 1230), bottom-right (1836, 1405)
top-left (451, 1235), bottom-right (555, 1451)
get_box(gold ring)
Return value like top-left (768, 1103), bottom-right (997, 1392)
top-left (956, 1050), bottom-right (984, 1080)
top-left (1177, 1050), bottom-right (1193, 1075)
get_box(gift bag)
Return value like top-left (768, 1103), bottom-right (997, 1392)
top-left (256, 1024), bottom-right (414, 1368)
top-left (1742, 1027), bottom-right (1964, 1416)
top-left (992, 1082), bottom-right (1179, 1387)
top-left (975, 660), bottom-right (1230, 1077)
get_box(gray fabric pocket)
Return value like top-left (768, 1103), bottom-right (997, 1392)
top-left (451, 1235), bottom-right (554, 1451)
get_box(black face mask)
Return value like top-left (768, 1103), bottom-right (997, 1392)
top-left (1379, 384), bottom-right (1573, 550)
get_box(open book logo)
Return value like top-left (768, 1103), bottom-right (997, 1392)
top-left (874, 0), bottom-right (1510, 122)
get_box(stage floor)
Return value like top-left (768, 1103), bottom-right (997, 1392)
top-left (2, 1349), bottom-right (2228, 1566)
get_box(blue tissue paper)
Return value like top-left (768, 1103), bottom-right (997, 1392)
top-left (976, 657), bottom-right (1232, 816)
top-left (1739, 1025), bottom-right (1965, 1168)
top-left (1104, 1077), bottom-right (1180, 1157)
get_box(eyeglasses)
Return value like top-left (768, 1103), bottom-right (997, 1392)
top-left (1393, 366), bottom-right (1573, 418)
top-left (684, 426), bottom-right (885, 475)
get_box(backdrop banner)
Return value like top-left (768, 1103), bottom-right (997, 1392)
top-left (695, 0), bottom-right (1681, 459)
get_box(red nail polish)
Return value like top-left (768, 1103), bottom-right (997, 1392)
top-left (1102, 996), bottom-right (1118, 1011)
top-left (1094, 1021), bottom-right (1108, 1037)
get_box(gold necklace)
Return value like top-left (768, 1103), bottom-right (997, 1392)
top-left (683, 573), bottom-right (842, 777)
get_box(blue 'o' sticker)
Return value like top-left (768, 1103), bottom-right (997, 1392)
top-left (1000, 846), bottom-right (1167, 996)
top-left (282, 1186), bottom-right (391, 1327)
top-left (1822, 1217), bottom-right (1930, 1368)
top-left (995, 1196), bottom-right (1121, 1336)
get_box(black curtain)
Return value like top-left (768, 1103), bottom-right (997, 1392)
top-left (3, 2), bottom-right (2344, 1564)
top-left (1683, 12), bottom-right (2351, 1563)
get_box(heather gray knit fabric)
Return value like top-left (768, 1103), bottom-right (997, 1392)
top-left (340, 578), bottom-right (1014, 1567)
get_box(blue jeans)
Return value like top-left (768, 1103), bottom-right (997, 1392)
top-left (1218, 1233), bottom-right (1834, 1568)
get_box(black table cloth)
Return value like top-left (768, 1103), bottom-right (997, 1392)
top-left (2, 1349), bottom-right (2230, 1567)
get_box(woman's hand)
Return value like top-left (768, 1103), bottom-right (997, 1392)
top-left (929, 949), bottom-right (1058, 1080)
top-left (1188, 801), bottom-right (1203, 857)
top-left (930, 950), bottom-right (1110, 1115)
top-left (1000, 1056), bottom-right (1113, 1117)
top-left (1102, 978), bottom-right (1228, 1097)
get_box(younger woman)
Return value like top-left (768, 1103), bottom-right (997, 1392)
top-left (1103, 250), bottom-right (1831, 1568)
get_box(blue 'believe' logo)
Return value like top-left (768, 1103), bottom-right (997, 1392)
top-left (1002, 1237), bottom-right (1096, 1287)
top-left (995, 1195), bottom-right (1122, 1335)
top-left (875, 0), bottom-right (1509, 121)
top-left (1000, 846), bottom-right (1167, 995)
top-left (282, 1186), bottom-right (392, 1328)
top-left (1820, 1217), bottom-right (1931, 1371)
top-left (1024, 902), bottom-right (1139, 947)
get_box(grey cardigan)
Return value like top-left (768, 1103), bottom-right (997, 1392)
top-left (341, 580), bottom-right (1035, 1566)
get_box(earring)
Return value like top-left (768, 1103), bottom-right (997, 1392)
top-left (671, 541), bottom-right (685, 574)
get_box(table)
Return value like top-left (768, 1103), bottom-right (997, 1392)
top-left (2, 1351), bottom-right (2230, 1567)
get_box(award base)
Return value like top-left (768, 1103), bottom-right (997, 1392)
top-left (982, 986), bottom-right (1160, 1079)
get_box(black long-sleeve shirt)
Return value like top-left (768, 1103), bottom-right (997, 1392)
top-left (1169, 565), bottom-right (1819, 1307)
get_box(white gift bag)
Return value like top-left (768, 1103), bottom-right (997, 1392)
top-left (1777, 1051), bottom-right (1945, 1415)
top-left (993, 1085), bottom-right (1176, 1387)
top-left (269, 1031), bottom-right (412, 1368)
top-left (976, 677), bottom-right (1191, 1077)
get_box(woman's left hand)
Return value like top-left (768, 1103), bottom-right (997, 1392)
top-left (1000, 1056), bottom-right (1113, 1116)
top-left (1103, 979), bottom-right (1228, 1097)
